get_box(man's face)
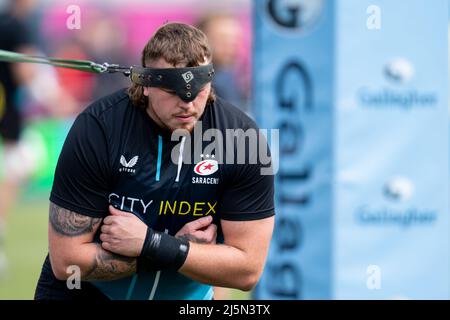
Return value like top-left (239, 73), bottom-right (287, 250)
top-left (143, 58), bottom-right (211, 133)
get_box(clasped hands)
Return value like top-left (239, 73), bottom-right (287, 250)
top-left (100, 205), bottom-right (217, 257)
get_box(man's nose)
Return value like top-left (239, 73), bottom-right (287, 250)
top-left (178, 99), bottom-right (194, 110)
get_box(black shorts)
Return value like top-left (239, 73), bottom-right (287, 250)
top-left (0, 104), bottom-right (22, 142)
top-left (34, 255), bottom-right (109, 300)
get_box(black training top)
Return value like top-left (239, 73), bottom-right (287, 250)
top-left (0, 13), bottom-right (32, 141)
top-left (38, 88), bottom-right (274, 300)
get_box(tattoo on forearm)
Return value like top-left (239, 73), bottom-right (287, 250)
top-left (49, 202), bottom-right (101, 237)
top-left (84, 245), bottom-right (136, 281)
top-left (177, 234), bottom-right (209, 244)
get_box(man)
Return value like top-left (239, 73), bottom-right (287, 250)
top-left (197, 14), bottom-right (248, 112)
top-left (34, 23), bottom-right (274, 300)
top-left (0, 0), bottom-right (37, 274)
top-left (0, 0), bottom-right (78, 275)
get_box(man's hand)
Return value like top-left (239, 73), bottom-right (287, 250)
top-left (100, 206), bottom-right (217, 257)
top-left (100, 206), bottom-right (147, 257)
top-left (175, 215), bottom-right (217, 244)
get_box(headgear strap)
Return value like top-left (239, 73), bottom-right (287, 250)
top-left (130, 64), bottom-right (215, 102)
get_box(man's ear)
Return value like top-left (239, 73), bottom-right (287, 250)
top-left (143, 87), bottom-right (150, 96)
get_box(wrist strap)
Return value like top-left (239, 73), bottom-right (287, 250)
top-left (137, 228), bottom-right (190, 273)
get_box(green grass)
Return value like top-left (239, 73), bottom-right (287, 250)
top-left (224, 289), bottom-right (250, 300)
top-left (0, 198), bottom-right (250, 300)
top-left (0, 199), bottom-right (48, 300)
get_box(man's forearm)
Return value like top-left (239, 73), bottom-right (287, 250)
top-left (178, 242), bottom-right (259, 291)
top-left (175, 217), bottom-right (275, 292)
top-left (51, 241), bottom-right (136, 281)
top-left (82, 243), bottom-right (136, 281)
top-left (48, 202), bottom-right (136, 281)
top-left (137, 229), bottom-right (254, 290)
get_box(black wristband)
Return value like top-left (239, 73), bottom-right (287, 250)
top-left (137, 228), bottom-right (190, 273)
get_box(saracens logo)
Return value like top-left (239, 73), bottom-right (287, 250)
top-left (194, 155), bottom-right (218, 176)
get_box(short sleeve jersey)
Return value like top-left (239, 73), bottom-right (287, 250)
top-left (45, 89), bottom-right (275, 300)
